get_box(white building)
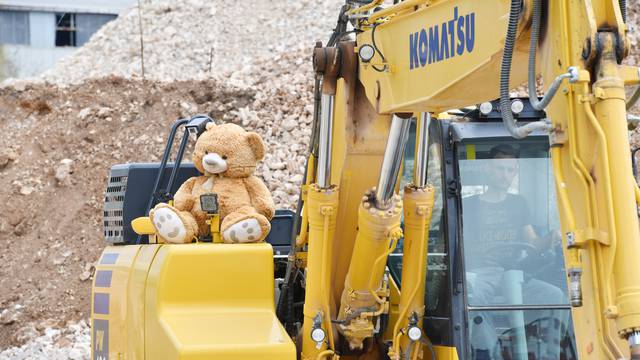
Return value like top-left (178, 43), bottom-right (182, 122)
top-left (0, 0), bottom-right (135, 79)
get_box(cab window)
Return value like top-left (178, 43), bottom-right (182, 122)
top-left (458, 140), bottom-right (577, 360)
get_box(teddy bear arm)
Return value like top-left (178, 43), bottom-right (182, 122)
top-left (245, 176), bottom-right (275, 220)
top-left (173, 177), bottom-right (198, 211)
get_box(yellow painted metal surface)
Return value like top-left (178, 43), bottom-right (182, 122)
top-left (537, 1), bottom-right (637, 358)
top-left (91, 245), bottom-right (145, 360)
top-left (390, 185), bottom-right (435, 359)
top-left (145, 243), bottom-right (295, 360)
top-left (126, 244), bottom-right (161, 360)
top-left (92, 243), bottom-right (294, 360)
top-left (330, 80), bottom-right (393, 313)
top-left (357, 0), bottom-right (531, 114)
top-left (301, 185), bottom-right (340, 360)
top-left (131, 217), bottom-right (155, 235)
top-left (336, 195), bottom-right (403, 349)
top-left (207, 214), bottom-right (222, 243)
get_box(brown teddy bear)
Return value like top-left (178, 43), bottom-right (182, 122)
top-left (149, 123), bottom-right (275, 244)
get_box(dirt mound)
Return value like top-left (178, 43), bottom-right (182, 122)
top-left (0, 58), bottom-right (314, 348)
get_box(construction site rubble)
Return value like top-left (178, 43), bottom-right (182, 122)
top-left (0, 0), bottom-right (343, 357)
top-left (0, 321), bottom-right (90, 360)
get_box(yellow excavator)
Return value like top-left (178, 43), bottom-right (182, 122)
top-left (93, 0), bottom-right (640, 359)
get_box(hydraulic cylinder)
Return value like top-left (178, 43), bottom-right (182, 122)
top-left (390, 185), bottom-right (434, 359)
top-left (301, 184), bottom-right (339, 360)
top-left (337, 190), bottom-right (403, 349)
top-left (593, 33), bottom-right (640, 356)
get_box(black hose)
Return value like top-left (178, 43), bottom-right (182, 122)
top-left (620, 0), bottom-right (627, 23)
top-left (499, 0), bottom-right (524, 137)
top-left (527, 0), bottom-right (574, 112)
top-left (500, 0), bottom-right (549, 138)
top-left (277, 72), bottom-right (323, 332)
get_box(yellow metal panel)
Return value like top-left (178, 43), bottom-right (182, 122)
top-left (145, 243), bottom-right (295, 360)
top-left (301, 185), bottom-right (340, 359)
top-left (539, 0), bottom-right (634, 357)
top-left (330, 80), bottom-right (393, 308)
top-left (357, 0), bottom-right (530, 113)
top-left (383, 276), bottom-right (401, 342)
top-left (465, 144), bottom-right (476, 160)
top-left (391, 186), bottom-right (435, 358)
top-left (127, 244), bottom-right (161, 360)
top-left (132, 217), bottom-right (155, 235)
top-left (91, 245), bottom-right (142, 360)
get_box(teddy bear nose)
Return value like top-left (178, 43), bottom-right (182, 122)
top-left (203, 153), bottom-right (228, 173)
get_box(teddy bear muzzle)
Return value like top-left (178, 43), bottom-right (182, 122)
top-left (202, 153), bottom-right (228, 174)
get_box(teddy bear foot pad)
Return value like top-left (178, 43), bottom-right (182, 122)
top-left (152, 207), bottom-right (188, 243)
top-left (223, 218), bottom-right (263, 243)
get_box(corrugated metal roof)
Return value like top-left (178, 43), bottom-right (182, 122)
top-left (0, 0), bottom-right (135, 14)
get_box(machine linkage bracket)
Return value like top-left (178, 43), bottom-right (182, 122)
top-left (566, 228), bottom-right (610, 249)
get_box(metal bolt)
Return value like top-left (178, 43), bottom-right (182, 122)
top-left (566, 232), bottom-right (576, 248)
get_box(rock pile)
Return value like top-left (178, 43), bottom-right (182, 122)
top-left (0, 321), bottom-right (89, 360)
top-left (36, 0), bottom-right (343, 85)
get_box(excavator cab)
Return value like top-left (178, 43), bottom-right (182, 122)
top-left (390, 98), bottom-right (578, 359)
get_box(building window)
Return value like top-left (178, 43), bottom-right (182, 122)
top-left (55, 13), bottom-right (76, 47)
top-left (76, 14), bottom-right (116, 46)
top-left (0, 10), bottom-right (30, 45)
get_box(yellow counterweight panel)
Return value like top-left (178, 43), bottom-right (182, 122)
top-left (126, 244), bottom-right (162, 360)
top-left (91, 245), bottom-right (145, 360)
top-left (301, 184), bottom-right (340, 360)
top-left (144, 243), bottom-right (295, 360)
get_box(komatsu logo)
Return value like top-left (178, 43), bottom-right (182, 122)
top-left (409, 7), bottom-right (476, 70)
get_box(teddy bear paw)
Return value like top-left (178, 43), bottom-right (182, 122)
top-left (223, 218), bottom-right (263, 243)
top-left (152, 207), bottom-right (187, 243)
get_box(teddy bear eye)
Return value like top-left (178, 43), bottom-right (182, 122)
top-left (222, 155), bottom-right (228, 160)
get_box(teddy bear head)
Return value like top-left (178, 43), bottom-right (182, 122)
top-left (192, 123), bottom-right (265, 178)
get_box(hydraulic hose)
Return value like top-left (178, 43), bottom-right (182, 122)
top-left (527, 0), bottom-right (577, 111)
top-left (500, 0), bottom-right (550, 139)
top-left (620, 0), bottom-right (627, 23)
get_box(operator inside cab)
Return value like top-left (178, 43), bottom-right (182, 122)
top-left (460, 143), bottom-right (571, 360)
top-left (463, 144), bottom-right (555, 268)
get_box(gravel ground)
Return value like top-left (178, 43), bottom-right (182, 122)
top-left (0, 322), bottom-right (89, 360)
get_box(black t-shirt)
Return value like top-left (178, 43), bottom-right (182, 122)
top-left (462, 193), bottom-right (530, 269)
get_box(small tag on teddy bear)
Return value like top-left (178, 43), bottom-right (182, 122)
top-left (200, 193), bottom-right (219, 214)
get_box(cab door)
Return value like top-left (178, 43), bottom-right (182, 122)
top-left (452, 122), bottom-right (578, 360)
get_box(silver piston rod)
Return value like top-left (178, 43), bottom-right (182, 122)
top-left (414, 112), bottom-right (430, 188)
top-left (317, 94), bottom-right (335, 189)
top-left (375, 114), bottom-right (412, 209)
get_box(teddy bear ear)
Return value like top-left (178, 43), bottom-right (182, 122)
top-left (246, 132), bottom-right (265, 160)
top-left (205, 122), bottom-right (216, 131)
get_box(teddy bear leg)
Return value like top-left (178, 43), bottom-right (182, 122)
top-left (150, 203), bottom-right (198, 244)
top-left (221, 206), bottom-right (271, 243)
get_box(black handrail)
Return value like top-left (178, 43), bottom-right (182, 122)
top-left (136, 118), bottom-right (188, 244)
